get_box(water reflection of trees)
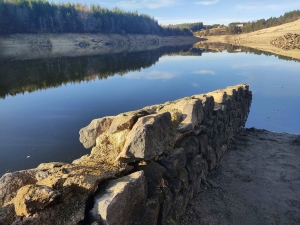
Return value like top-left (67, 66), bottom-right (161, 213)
top-left (194, 42), bottom-right (300, 62)
top-left (0, 45), bottom-right (203, 99)
top-left (232, 46), bottom-right (300, 62)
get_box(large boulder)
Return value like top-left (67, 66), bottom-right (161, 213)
top-left (79, 117), bottom-right (114, 149)
top-left (160, 98), bottom-right (204, 133)
top-left (0, 169), bottom-right (38, 207)
top-left (14, 185), bottom-right (61, 217)
top-left (117, 112), bottom-right (174, 162)
top-left (177, 99), bottom-right (204, 132)
top-left (89, 171), bottom-right (147, 225)
top-left (107, 112), bottom-right (141, 134)
top-left (92, 129), bottom-right (130, 164)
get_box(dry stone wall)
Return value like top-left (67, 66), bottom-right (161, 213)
top-left (270, 33), bottom-right (300, 50)
top-left (0, 84), bottom-right (252, 225)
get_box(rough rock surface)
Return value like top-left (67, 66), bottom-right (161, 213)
top-left (118, 112), bottom-right (175, 162)
top-left (0, 161), bottom-right (131, 225)
top-left (14, 185), bottom-right (61, 217)
top-left (160, 98), bottom-right (204, 133)
top-left (135, 161), bottom-right (166, 198)
top-left (89, 171), bottom-right (147, 225)
top-left (0, 170), bottom-right (38, 207)
top-left (79, 117), bottom-right (114, 149)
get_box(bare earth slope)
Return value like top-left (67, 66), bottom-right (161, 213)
top-left (200, 19), bottom-right (300, 60)
top-left (181, 128), bottom-right (300, 225)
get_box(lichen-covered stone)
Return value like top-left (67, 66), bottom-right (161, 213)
top-left (107, 113), bottom-right (137, 134)
top-left (0, 169), bottom-right (38, 207)
top-left (118, 112), bottom-right (174, 162)
top-left (89, 171), bottom-right (147, 225)
top-left (79, 117), bottom-right (114, 148)
top-left (14, 185), bottom-right (61, 217)
top-left (177, 99), bottom-right (204, 132)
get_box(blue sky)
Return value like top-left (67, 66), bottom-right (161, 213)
top-left (54, 0), bottom-right (300, 25)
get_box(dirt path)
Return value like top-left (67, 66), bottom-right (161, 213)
top-left (180, 128), bottom-right (300, 225)
top-left (200, 19), bottom-right (300, 60)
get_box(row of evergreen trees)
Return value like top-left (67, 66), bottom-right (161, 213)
top-left (227, 10), bottom-right (300, 34)
top-left (0, 0), bottom-right (192, 35)
top-left (165, 22), bottom-right (204, 32)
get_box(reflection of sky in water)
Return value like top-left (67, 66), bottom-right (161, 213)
top-left (0, 51), bottom-right (299, 175)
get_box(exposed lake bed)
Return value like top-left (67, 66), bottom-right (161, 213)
top-left (200, 20), bottom-right (300, 60)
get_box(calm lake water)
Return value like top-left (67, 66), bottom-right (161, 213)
top-left (0, 45), bottom-right (299, 176)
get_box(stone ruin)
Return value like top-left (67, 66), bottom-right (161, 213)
top-left (0, 84), bottom-right (252, 225)
top-left (270, 33), bottom-right (300, 50)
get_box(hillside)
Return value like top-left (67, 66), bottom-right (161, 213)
top-left (0, 0), bottom-right (191, 36)
top-left (198, 19), bottom-right (300, 60)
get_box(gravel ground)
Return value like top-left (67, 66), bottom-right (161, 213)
top-left (180, 128), bottom-right (300, 225)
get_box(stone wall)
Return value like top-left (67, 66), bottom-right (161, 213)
top-left (0, 84), bottom-right (252, 225)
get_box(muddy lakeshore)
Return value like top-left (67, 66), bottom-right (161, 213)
top-left (180, 128), bottom-right (300, 225)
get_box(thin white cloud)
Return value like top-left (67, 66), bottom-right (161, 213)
top-left (192, 83), bottom-right (199, 87)
top-left (116, 0), bottom-right (181, 9)
top-left (232, 62), bottom-right (277, 69)
top-left (235, 2), bottom-right (300, 11)
top-left (193, 0), bottom-right (219, 6)
top-left (123, 70), bottom-right (179, 80)
top-left (193, 70), bottom-right (216, 75)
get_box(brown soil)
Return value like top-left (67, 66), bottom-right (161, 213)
top-left (180, 128), bottom-right (300, 225)
top-left (199, 19), bottom-right (300, 60)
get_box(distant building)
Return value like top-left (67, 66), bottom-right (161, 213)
top-left (236, 24), bottom-right (244, 27)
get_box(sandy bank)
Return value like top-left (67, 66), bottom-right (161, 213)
top-left (199, 20), bottom-right (300, 60)
top-left (181, 128), bottom-right (300, 225)
top-left (0, 33), bottom-right (201, 61)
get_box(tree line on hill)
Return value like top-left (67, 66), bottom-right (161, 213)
top-left (0, 0), bottom-right (193, 36)
top-left (226, 10), bottom-right (300, 34)
top-left (165, 22), bottom-right (204, 32)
